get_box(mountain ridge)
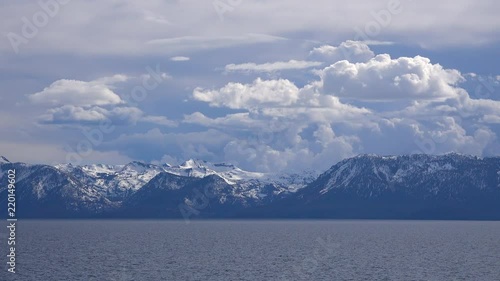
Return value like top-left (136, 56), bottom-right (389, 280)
top-left (1, 153), bottom-right (499, 219)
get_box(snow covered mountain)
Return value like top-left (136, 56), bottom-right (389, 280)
top-left (310, 153), bottom-right (500, 198)
top-left (0, 161), bottom-right (116, 217)
top-left (260, 154), bottom-right (500, 219)
top-left (55, 159), bottom-right (317, 203)
top-left (163, 159), bottom-right (317, 199)
top-left (1, 154), bottom-right (500, 219)
top-left (55, 162), bottom-right (164, 200)
top-left (2, 157), bottom-right (316, 218)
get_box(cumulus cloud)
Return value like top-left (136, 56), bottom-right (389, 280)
top-left (192, 78), bottom-right (370, 115)
top-left (321, 54), bottom-right (464, 101)
top-left (193, 78), bottom-right (300, 109)
top-left (411, 117), bottom-right (497, 156)
top-left (221, 124), bottom-right (360, 172)
top-left (177, 41), bottom-right (500, 172)
top-left (224, 60), bottom-right (322, 73)
top-left (185, 76), bottom-right (376, 171)
top-left (30, 72), bottom-right (177, 129)
top-left (40, 105), bottom-right (108, 124)
top-left (39, 106), bottom-right (141, 125)
top-left (309, 41), bottom-right (375, 63)
top-left (9, 30), bottom-right (500, 172)
top-left (29, 76), bottom-right (127, 107)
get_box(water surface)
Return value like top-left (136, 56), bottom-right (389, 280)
top-left (1, 220), bottom-right (499, 280)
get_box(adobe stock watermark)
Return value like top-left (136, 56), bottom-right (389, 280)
top-left (278, 235), bottom-right (340, 280)
top-left (0, 167), bottom-right (9, 241)
top-left (178, 185), bottom-right (217, 224)
top-left (232, 118), bottom-right (289, 162)
top-left (353, 0), bottom-right (403, 41)
top-left (213, 0), bottom-right (243, 21)
top-left (104, 249), bottom-right (132, 281)
top-left (473, 76), bottom-right (498, 99)
top-left (64, 64), bottom-right (168, 165)
top-left (340, 0), bottom-right (405, 61)
top-left (7, 0), bottom-right (71, 54)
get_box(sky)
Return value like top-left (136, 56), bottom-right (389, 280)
top-left (1, 0), bottom-right (499, 172)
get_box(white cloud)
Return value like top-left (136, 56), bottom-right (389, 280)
top-left (483, 115), bottom-right (500, 124)
top-left (39, 105), bottom-right (177, 127)
top-left (224, 60), bottom-right (322, 73)
top-left (193, 78), bottom-right (300, 109)
top-left (29, 76), bottom-right (126, 107)
top-left (221, 126), bottom-right (360, 172)
top-left (1, 0), bottom-right (498, 55)
top-left (5, 20), bottom-right (500, 172)
top-left (94, 75), bottom-right (129, 86)
top-left (181, 44), bottom-right (500, 172)
top-left (141, 72), bottom-right (171, 81)
top-left (415, 117), bottom-right (496, 156)
top-left (30, 72), bottom-right (178, 128)
top-left (192, 78), bottom-right (371, 119)
top-left (147, 34), bottom-right (286, 53)
top-left (184, 112), bottom-right (255, 128)
top-left (186, 76), bottom-right (375, 171)
top-left (309, 41), bottom-right (375, 63)
top-left (358, 40), bottom-right (395, 46)
top-left (39, 105), bottom-right (141, 125)
top-left (321, 54), bottom-right (464, 101)
top-left (140, 115), bottom-right (178, 127)
top-left (170, 56), bottom-right (190, 61)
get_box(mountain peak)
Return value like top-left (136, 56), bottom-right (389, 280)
top-left (129, 160), bottom-right (147, 166)
top-left (179, 159), bottom-right (207, 169)
top-left (213, 162), bottom-right (236, 169)
top-left (122, 161), bottom-right (152, 169)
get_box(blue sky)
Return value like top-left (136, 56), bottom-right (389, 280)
top-left (1, 0), bottom-right (499, 172)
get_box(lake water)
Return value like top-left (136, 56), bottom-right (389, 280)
top-left (1, 220), bottom-right (499, 281)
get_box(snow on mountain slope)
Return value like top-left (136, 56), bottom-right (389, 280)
top-left (312, 153), bottom-right (500, 198)
top-left (163, 159), bottom-right (318, 200)
top-left (53, 159), bottom-right (317, 202)
top-left (56, 162), bottom-right (164, 200)
top-left (0, 161), bottom-right (115, 216)
top-left (2, 154), bottom-right (500, 219)
top-left (163, 159), bottom-right (266, 183)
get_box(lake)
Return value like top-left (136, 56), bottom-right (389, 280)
top-left (1, 220), bottom-right (499, 280)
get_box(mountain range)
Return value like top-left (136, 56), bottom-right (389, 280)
top-left (1, 153), bottom-right (499, 220)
